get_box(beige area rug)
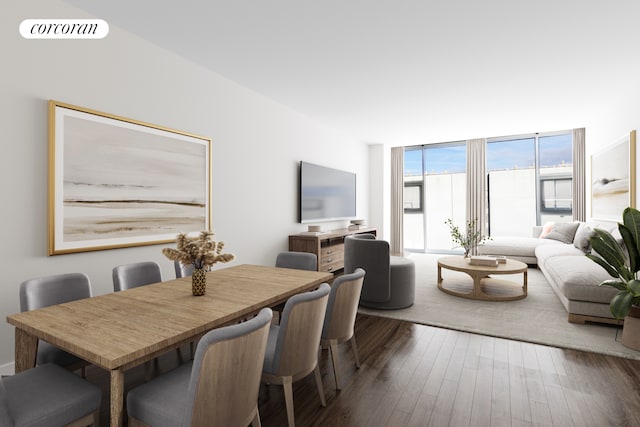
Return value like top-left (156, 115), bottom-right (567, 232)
top-left (358, 253), bottom-right (640, 361)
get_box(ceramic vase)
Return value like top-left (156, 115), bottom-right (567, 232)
top-left (192, 268), bottom-right (206, 296)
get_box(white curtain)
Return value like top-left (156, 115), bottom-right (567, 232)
top-left (572, 128), bottom-right (586, 221)
top-left (390, 146), bottom-right (404, 255)
top-left (466, 139), bottom-right (487, 253)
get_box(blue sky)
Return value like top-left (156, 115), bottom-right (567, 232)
top-left (405, 134), bottom-right (573, 176)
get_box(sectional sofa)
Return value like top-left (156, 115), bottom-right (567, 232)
top-left (478, 220), bottom-right (620, 325)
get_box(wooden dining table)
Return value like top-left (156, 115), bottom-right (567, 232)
top-left (6, 264), bottom-right (333, 427)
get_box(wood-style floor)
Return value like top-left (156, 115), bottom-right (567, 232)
top-left (89, 314), bottom-right (640, 426)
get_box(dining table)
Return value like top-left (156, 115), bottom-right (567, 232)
top-left (6, 264), bottom-right (333, 427)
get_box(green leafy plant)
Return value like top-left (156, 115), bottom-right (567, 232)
top-left (162, 230), bottom-right (235, 270)
top-left (445, 218), bottom-right (489, 257)
top-left (586, 207), bottom-right (640, 319)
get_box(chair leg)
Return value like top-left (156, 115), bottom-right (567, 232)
top-left (283, 376), bottom-right (295, 427)
top-left (93, 409), bottom-right (100, 427)
top-left (190, 341), bottom-right (195, 360)
top-left (350, 336), bottom-right (361, 368)
top-left (176, 348), bottom-right (185, 364)
top-left (313, 364), bottom-right (326, 407)
top-left (251, 408), bottom-right (262, 427)
top-left (144, 361), bottom-right (152, 382)
top-left (328, 341), bottom-right (341, 390)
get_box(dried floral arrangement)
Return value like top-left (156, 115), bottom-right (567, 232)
top-left (162, 230), bottom-right (235, 270)
top-left (445, 218), bottom-right (490, 257)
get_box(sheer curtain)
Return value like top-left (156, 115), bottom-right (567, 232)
top-left (572, 128), bottom-right (586, 221)
top-left (466, 139), bottom-right (486, 253)
top-left (390, 146), bottom-right (404, 255)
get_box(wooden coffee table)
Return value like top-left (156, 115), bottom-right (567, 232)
top-left (437, 256), bottom-right (528, 301)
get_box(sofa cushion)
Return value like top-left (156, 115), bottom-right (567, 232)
top-left (477, 236), bottom-right (561, 260)
top-left (540, 255), bottom-right (617, 304)
top-left (539, 221), bottom-right (555, 238)
top-left (543, 222), bottom-right (580, 244)
top-left (573, 223), bottom-right (596, 253)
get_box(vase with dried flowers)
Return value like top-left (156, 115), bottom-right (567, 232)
top-left (445, 218), bottom-right (490, 258)
top-left (162, 230), bottom-right (235, 296)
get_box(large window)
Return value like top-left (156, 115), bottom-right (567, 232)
top-left (487, 132), bottom-right (573, 237)
top-left (404, 143), bottom-right (466, 252)
top-left (402, 130), bottom-right (574, 252)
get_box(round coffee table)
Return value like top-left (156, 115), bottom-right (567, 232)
top-left (437, 256), bottom-right (528, 301)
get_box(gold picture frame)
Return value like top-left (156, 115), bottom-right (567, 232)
top-left (48, 100), bottom-right (212, 255)
top-left (590, 130), bottom-right (636, 221)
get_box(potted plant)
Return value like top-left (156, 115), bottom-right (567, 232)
top-left (586, 206), bottom-right (640, 350)
top-left (445, 218), bottom-right (489, 258)
top-left (162, 230), bottom-right (235, 296)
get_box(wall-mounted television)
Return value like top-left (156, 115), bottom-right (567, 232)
top-left (299, 161), bottom-right (356, 223)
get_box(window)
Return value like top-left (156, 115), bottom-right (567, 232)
top-left (487, 131), bottom-right (573, 237)
top-left (540, 176), bottom-right (572, 213)
top-left (403, 182), bottom-right (423, 212)
top-left (403, 142), bottom-right (466, 252)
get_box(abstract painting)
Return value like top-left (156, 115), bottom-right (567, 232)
top-left (591, 130), bottom-right (636, 221)
top-left (48, 100), bottom-right (211, 255)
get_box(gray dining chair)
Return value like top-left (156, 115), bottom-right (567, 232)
top-left (113, 261), bottom-right (186, 370)
top-left (262, 283), bottom-right (330, 427)
top-left (344, 234), bottom-right (415, 309)
top-left (321, 268), bottom-right (366, 390)
top-left (112, 261), bottom-right (162, 291)
top-left (276, 251), bottom-right (318, 271)
top-left (0, 363), bottom-right (101, 427)
top-left (19, 272), bottom-right (92, 375)
top-left (127, 308), bottom-right (273, 427)
top-left (174, 260), bottom-right (195, 278)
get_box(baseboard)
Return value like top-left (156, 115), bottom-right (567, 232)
top-left (0, 361), bottom-right (15, 376)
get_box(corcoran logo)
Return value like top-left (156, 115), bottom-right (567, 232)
top-left (19, 19), bottom-right (109, 39)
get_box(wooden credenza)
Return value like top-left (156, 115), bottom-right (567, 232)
top-left (289, 227), bottom-right (377, 273)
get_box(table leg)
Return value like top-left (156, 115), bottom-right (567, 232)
top-left (14, 328), bottom-right (38, 372)
top-left (437, 264), bottom-right (442, 283)
top-left (111, 369), bottom-right (125, 427)
top-left (523, 270), bottom-right (528, 295)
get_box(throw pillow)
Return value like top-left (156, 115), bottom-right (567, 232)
top-left (573, 224), bottom-right (595, 252)
top-left (539, 221), bottom-right (555, 238)
top-left (543, 222), bottom-right (580, 244)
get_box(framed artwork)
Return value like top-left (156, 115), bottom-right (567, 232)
top-left (590, 130), bottom-right (636, 221)
top-left (48, 100), bottom-right (212, 255)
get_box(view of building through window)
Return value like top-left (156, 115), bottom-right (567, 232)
top-left (404, 131), bottom-right (573, 252)
top-left (404, 143), bottom-right (466, 252)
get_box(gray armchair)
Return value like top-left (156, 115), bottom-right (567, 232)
top-left (344, 234), bottom-right (415, 309)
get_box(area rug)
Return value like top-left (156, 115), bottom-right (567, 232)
top-left (358, 253), bottom-right (640, 361)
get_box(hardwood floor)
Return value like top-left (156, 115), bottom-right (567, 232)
top-left (89, 314), bottom-right (640, 426)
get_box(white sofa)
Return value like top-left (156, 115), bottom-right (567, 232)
top-left (478, 221), bottom-right (620, 324)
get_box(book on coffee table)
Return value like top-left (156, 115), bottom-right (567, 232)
top-left (469, 255), bottom-right (499, 266)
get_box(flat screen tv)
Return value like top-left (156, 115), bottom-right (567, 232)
top-left (299, 161), bottom-right (356, 223)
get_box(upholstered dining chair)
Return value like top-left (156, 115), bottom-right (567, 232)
top-left (0, 363), bottom-right (101, 427)
top-left (174, 260), bottom-right (195, 278)
top-left (275, 251), bottom-right (318, 271)
top-left (344, 234), bottom-right (415, 309)
top-left (19, 272), bottom-right (92, 375)
top-left (126, 308), bottom-right (273, 427)
top-left (321, 268), bottom-right (366, 390)
top-left (113, 261), bottom-right (186, 369)
top-left (262, 283), bottom-right (330, 427)
top-left (273, 251), bottom-right (318, 322)
top-left (112, 261), bottom-right (162, 292)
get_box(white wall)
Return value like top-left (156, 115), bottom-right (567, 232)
top-left (0, 1), bottom-right (369, 368)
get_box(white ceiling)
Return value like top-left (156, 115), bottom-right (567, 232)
top-left (65, 0), bottom-right (640, 145)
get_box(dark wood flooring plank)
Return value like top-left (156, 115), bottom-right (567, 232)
top-left (507, 340), bottom-right (532, 425)
top-left (470, 335), bottom-right (495, 426)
